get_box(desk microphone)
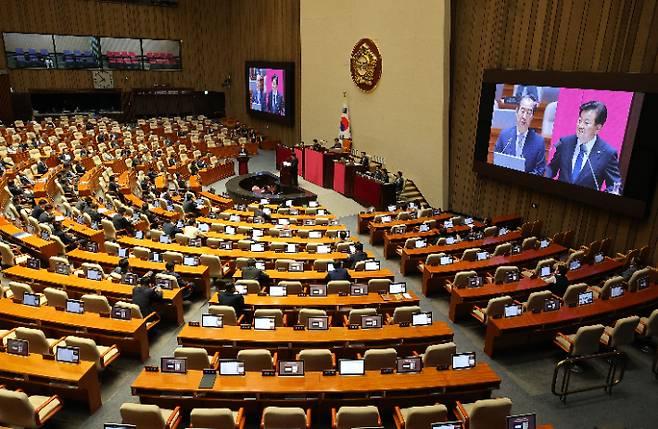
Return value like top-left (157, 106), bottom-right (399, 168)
top-left (500, 136), bottom-right (514, 154)
top-left (586, 155), bottom-right (599, 190)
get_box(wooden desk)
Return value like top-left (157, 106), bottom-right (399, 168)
top-left (353, 173), bottom-right (397, 211)
top-left (399, 231), bottom-right (523, 275)
top-left (233, 268), bottom-right (395, 284)
top-left (196, 216), bottom-right (347, 233)
top-left (484, 283), bottom-right (658, 357)
top-left (0, 352), bottom-right (101, 412)
top-left (78, 165), bottom-right (103, 196)
top-left (131, 364), bottom-right (501, 410)
top-left (125, 193), bottom-right (180, 221)
top-left (369, 214), bottom-right (452, 245)
top-left (200, 191), bottom-right (233, 211)
top-left (67, 248), bottom-right (212, 299)
top-left (0, 217), bottom-right (59, 262)
top-left (383, 229), bottom-right (443, 260)
top-left (0, 297), bottom-right (149, 360)
top-left (177, 322), bottom-right (453, 358)
top-left (60, 216), bottom-right (106, 252)
top-left (3, 266), bottom-right (184, 325)
top-left (222, 208), bottom-right (337, 221)
top-left (205, 230), bottom-right (346, 246)
top-left (209, 291), bottom-right (419, 315)
top-left (448, 258), bottom-right (624, 321)
top-left (421, 244), bottom-right (566, 296)
top-left (358, 210), bottom-right (401, 234)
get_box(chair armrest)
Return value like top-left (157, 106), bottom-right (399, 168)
top-left (393, 406), bottom-right (405, 429)
top-left (305, 408), bottom-right (312, 429)
top-left (454, 400), bottom-right (469, 423)
top-left (356, 352), bottom-right (363, 359)
top-left (100, 344), bottom-right (120, 367)
top-left (144, 311), bottom-right (161, 325)
top-left (0, 328), bottom-right (16, 341)
top-left (328, 315), bottom-right (333, 326)
top-left (331, 353), bottom-right (336, 368)
top-left (555, 332), bottom-right (574, 344)
top-left (342, 315), bottom-right (350, 326)
top-left (411, 350), bottom-right (420, 357)
top-left (165, 405), bottom-right (181, 428)
top-left (385, 313), bottom-right (393, 324)
top-left (260, 407), bottom-right (266, 429)
top-left (272, 352), bottom-right (278, 369)
top-left (33, 394), bottom-right (62, 426)
top-left (445, 280), bottom-right (454, 288)
top-left (49, 337), bottom-right (67, 354)
top-left (331, 408), bottom-right (338, 429)
top-left (235, 407), bottom-right (245, 429)
top-left (282, 314), bottom-right (288, 327)
top-left (210, 351), bottom-right (220, 369)
top-left (237, 314), bottom-right (245, 324)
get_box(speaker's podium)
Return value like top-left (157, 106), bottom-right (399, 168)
top-left (280, 161), bottom-right (297, 187)
top-left (237, 155), bottom-right (250, 175)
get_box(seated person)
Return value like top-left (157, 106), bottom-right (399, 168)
top-left (241, 258), bottom-right (270, 287)
top-left (620, 257), bottom-right (642, 281)
top-left (110, 257), bottom-right (131, 281)
top-left (325, 260), bottom-right (352, 282)
top-left (345, 243), bottom-right (368, 269)
top-left (164, 261), bottom-right (193, 299)
top-left (182, 193), bottom-right (201, 216)
top-left (544, 262), bottom-right (570, 297)
top-left (218, 283), bottom-right (245, 315)
top-left (132, 275), bottom-right (163, 317)
top-left (112, 207), bottom-right (135, 234)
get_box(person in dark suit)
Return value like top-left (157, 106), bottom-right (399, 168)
top-left (112, 207), bottom-right (134, 234)
top-left (288, 152), bottom-right (299, 186)
top-left (493, 95), bottom-right (546, 176)
top-left (218, 283), bottom-right (244, 315)
top-left (251, 74), bottom-right (266, 110)
top-left (266, 75), bottom-right (285, 115)
top-left (546, 262), bottom-right (570, 298)
top-left (241, 258), bottom-right (270, 287)
top-left (546, 101), bottom-right (622, 193)
top-left (345, 243), bottom-right (368, 269)
top-left (36, 160), bottom-right (48, 175)
top-left (325, 260), bottom-right (352, 282)
top-left (132, 276), bottom-right (163, 317)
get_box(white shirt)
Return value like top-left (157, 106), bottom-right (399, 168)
top-left (515, 130), bottom-right (528, 157)
top-left (571, 136), bottom-right (597, 171)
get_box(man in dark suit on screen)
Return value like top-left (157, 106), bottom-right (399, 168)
top-left (493, 94), bottom-right (546, 175)
top-left (266, 74), bottom-right (285, 115)
top-left (546, 101), bottom-right (622, 193)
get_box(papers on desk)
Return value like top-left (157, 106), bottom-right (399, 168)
top-left (97, 208), bottom-right (108, 214)
top-left (402, 292), bottom-right (412, 299)
top-left (55, 216), bottom-right (65, 222)
top-left (12, 232), bottom-right (31, 239)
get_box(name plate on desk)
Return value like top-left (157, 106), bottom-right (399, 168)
top-left (380, 368), bottom-right (394, 374)
top-left (293, 325), bottom-right (305, 331)
top-left (398, 322), bottom-right (410, 327)
top-left (240, 324), bottom-right (251, 330)
top-left (348, 324), bottom-right (360, 330)
top-left (145, 366), bottom-right (159, 372)
top-left (338, 292), bottom-right (349, 297)
top-left (297, 293), bottom-right (307, 297)
top-left (261, 370), bottom-right (276, 377)
top-left (188, 321), bottom-right (200, 327)
top-left (323, 369), bottom-right (337, 376)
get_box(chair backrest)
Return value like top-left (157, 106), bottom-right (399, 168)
top-left (8, 281), bottom-right (33, 301)
top-left (524, 290), bottom-right (553, 312)
top-left (335, 406), bottom-right (380, 429)
top-left (363, 348), bottom-right (397, 370)
top-left (493, 266), bottom-right (519, 284)
top-left (461, 248), bottom-right (481, 262)
top-left (404, 238), bottom-right (418, 249)
top-left (298, 349), bottom-right (334, 371)
top-left (200, 254), bottom-right (223, 278)
top-left (163, 251), bottom-right (184, 264)
top-left (354, 261), bottom-right (366, 271)
top-left (483, 226), bottom-right (498, 237)
top-left (327, 280), bottom-right (351, 294)
top-left (81, 294), bottom-right (112, 314)
top-left (155, 273), bottom-right (179, 289)
top-left (425, 253), bottom-right (444, 266)
top-left (566, 249), bottom-right (585, 265)
top-left (367, 278), bottom-right (391, 293)
top-left (313, 259), bottom-right (334, 271)
top-left (208, 305), bottom-right (238, 325)
top-left (254, 309), bottom-right (285, 327)
top-left (628, 267), bottom-right (655, 292)
top-left (132, 247), bottom-right (151, 260)
top-left (572, 324), bottom-right (605, 356)
top-left (453, 270), bottom-right (478, 289)
top-left (644, 309), bottom-right (658, 338)
top-left (101, 219), bottom-right (116, 240)
top-left (236, 349), bottom-right (273, 371)
top-left (599, 275), bottom-right (625, 300)
top-left (0, 242), bottom-right (15, 266)
top-left (174, 347), bottom-right (210, 370)
top-left (190, 408), bottom-right (236, 429)
top-left (263, 406), bottom-right (308, 429)
top-left (15, 327), bottom-right (50, 355)
top-left (348, 308), bottom-right (378, 325)
top-left (275, 259), bottom-right (294, 270)
top-left (298, 308), bottom-right (327, 325)
top-left (115, 301), bottom-right (144, 318)
top-left (105, 241), bottom-right (120, 256)
top-left (449, 216), bottom-right (465, 226)
top-left (0, 389), bottom-right (38, 428)
top-left (492, 243), bottom-right (511, 256)
top-left (64, 336), bottom-right (101, 367)
top-left (278, 281), bottom-right (303, 294)
top-left (44, 287), bottom-right (68, 308)
top-left (236, 257), bottom-right (251, 269)
top-left (120, 403), bottom-right (166, 429)
top-left (422, 342), bottom-right (456, 368)
top-left (521, 236), bottom-right (537, 250)
top-left (562, 283), bottom-right (588, 306)
top-left (392, 306), bottom-right (421, 324)
top-left (534, 258), bottom-right (555, 273)
top-left (484, 296), bottom-right (513, 319)
top-left (236, 279), bottom-right (260, 294)
top-left (607, 316), bottom-right (640, 347)
top-left (404, 404), bottom-right (449, 429)
top-left (468, 397), bottom-right (513, 429)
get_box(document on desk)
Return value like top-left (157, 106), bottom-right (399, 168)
top-left (12, 232), bottom-right (31, 239)
top-left (402, 292), bottom-right (412, 299)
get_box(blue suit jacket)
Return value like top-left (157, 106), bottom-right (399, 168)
top-left (493, 127), bottom-right (546, 175)
top-left (545, 135), bottom-right (622, 191)
top-left (266, 91), bottom-right (285, 115)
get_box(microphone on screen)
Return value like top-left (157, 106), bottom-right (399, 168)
top-left (500, 136), bottom-right (514, 154)
top-left (586, 155), bottom-right (599, 190)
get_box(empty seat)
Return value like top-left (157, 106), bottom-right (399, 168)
top-left (636, 309), bottom-right (658, 339)
top-left (389, 306), bottom-right (421, 324)
top-left (61, 336), bottom-right (120, 371)
top-left (297, 349), bottom-right (335, 371)
top-left (562, 283), bottom-right (588, 307)
top-left (483, 226), bottom-right (498, 237)
top-left (236, 349), bottom-right (275, 371)
top-left (367, 278), bottom-right (391, 293)
top-left (589, 276), bottom-right (624, 300)
top-left (120, 403), bottom-right (181, 429)
top-left (393, 404), bottom-right (448, 429)
top-left (453, 397), bottom-right (513, 429)
top-left (600, 316), bottom-right (640, 348)
top-left (162, 251), bottom-right (184, 265)
top-left (278, 281), bottom-right (304, 294)
top-left (333, 406), bottom-right (381, 429)
top-left (521, 236), bottom-right (537, 250)
top-left (363, 348), bottom-right (397, 370)
top-left (298, 308), bottom-right (327, 326)
top-left (461, 248), bottom-right (481, 262)
top-left (235, 279), bottom-right (261, 294)
top-left (447, 270), bottom-right (478, 292)
top-left (262, 406), bottom-right (310, 429)
top-left (174, 346), bottom-right (217, 370)
top-left (554, 324), bottom-right (605, 356)
top-left (190, 407), bottom-right (245, 429)
top-left (417, 342), bottom-right (456, 368)
top-left (492, 243), bottom-right (511, 256)
top-left (492, 266), bottom-right (519, 284)
top-left (254, 309), bottom-right (286, 327)
top-left (472, 296), bottom-right (513, 324)
top-left (313, 259), bottom-right (334, 271)
top-left (81, 294), bottom-right (112, 314)
top-left (344, 308), bottom-right (378, 325)
top-left (523, 290), bottom-right (553, 313)
top-left (15, 327), bottom-right (62, 355)
top-left (327, 280), bottom-right (351, 294)
top-left (0, 388), bottom-right (63, 428)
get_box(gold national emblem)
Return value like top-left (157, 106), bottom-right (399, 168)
top-left (350, 38), bottom-right (382, 92)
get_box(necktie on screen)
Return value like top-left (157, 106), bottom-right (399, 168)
top-left (572, 144), bottom-right (587, 183)
top-left (515, 134), bottom-right (523, 157)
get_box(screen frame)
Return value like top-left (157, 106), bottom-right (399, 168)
top-left (474, 69), bottom-right (658, 218)
top-left (245, 60), bottom-right (295, 126)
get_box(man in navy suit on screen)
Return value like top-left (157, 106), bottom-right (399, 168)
top-left (493, 94), bottom-right (546, 175)
top-left (251, 73), bottom-right (266, 111)
top-left (266, 74), bottom-right (285, 115)
top-left (545, 101), bottom-right (622, 193)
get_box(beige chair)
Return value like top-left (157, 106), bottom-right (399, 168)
top-left (237, 240), bottom-right (254, 250)
top-left (566, 249), bottom-right (585, 266)
top-left (461, 248), bottom-right (481, 262)
top-left (492, 266), bottom-right (519, 284)
top-left (0, 241), bottom-right (28, 267)
top-left (453, 397), bottom-right (513, 429)
top-left (81, 294), bottom-right (112, 314)
top-left (163, 251), bottom-right (184, 265)
top-left (174, 346), bottom-right (218, 370)
top-left (483, 226), bottom-right (498, 237)
top-left (636, 309), bottom-right (658, 339)
top-left (446, 270), bottom-right (478, 292)
top-left (15, 327), bottom-right (63, 355)
top-left (471, 296), bottom-right (513, 324)
top-left (105, 241), bottom-right (121, 256)
top-left (589, 276), bottom-right (624, 300)
top-left (278, 281), bottom-right (304, 294)
top-left (132, 246), bottom-right (152, 261)
top-left (389, 306), bottom-right (421, 324)
top-left (262, 406), bottom-right (311, 429)
top-left (43, 287), bottom-right (68, 309)
top-left (562, 283), bottom-right (588, 307)
top-left (492, 243), bottom-right (511, 256)
top-left (156, 273), bottom-right (180, 289)
top-left (526, 258), bottom-right (555, 278)
top-left (416, 342), bottom-right (457, 368)
top-left (327, 280), bottom-right (351, 294)
top-left (236, 349), bottom-right (275, 371)
top-left (150, 229), bottom-right (164, 242)
top-left (61, 336), bottom-right (120, 371)
top-left (236, 279), bottom-right (261, 294)
top-left (8, 281), bottom-right (46, 304)
top-left (332, 406), bottom-right (381, 429)
top-left (449, 216), bottom-right (465, 226)
top-left (367, 278), bottom-right (391, 293)
top-left (523, 290), bottom-right (553, 313)
top-left (362, 348), bottom-right (397, 370)
top-left (120, 403), bottom-right (181, 429)
top-left (554, 324), bottom-right (605, 356)
top-left (423, 253), bottom-right (446, 268)
top-left (393, 404), bottom-right (448, 429)
top-left (600, 316), bottom-right (640, 348)
top-left (200, 254), bottom-right (225, 282)
top-left (101, 219), bottom-right (117, 240)
top-left (298, 308), bottom-right (328, 326)
top-left (206, 238), bottom-right (222, 249)
top-left (235, 258), bottom-right (251, 269)
top-left (297, 349), bottom-right (335, 371)
top-left (313, 259), bottom-right (334, 271)
top-left (175, 233), bottom-right (189, 246)
top-left (254, 309), bottom-right (286, 327)
top-left (628, 267), bottom-right (656, 292)
top-left (521, 236), bottom-right (538, 250)
top-left (353, 261), bottom-right (366, 271)
top-left (275, 259), bottom-right (294, 270)
top-left (114, 301), bottom-right (160, 330)
top-left (344, 308), bottom-right (378, 326)
top-left (0, 388), bottom-right (63, 429)
top-left (208, 305), bottom-right (243, 325)
top-left (190, 407), bottom-right (245, 429)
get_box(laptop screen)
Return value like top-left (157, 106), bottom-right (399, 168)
top-left (225, 226), bottom-right (236, 235)
top-left (578, 291), bottom-right (594, 306)
top-left (65, 299), bottom-right (84, 314)
top-left (26, 257), bottom-right (40, 269)
top-left (118, 248), bottom-right (128, 258)
top-left (412, 312), bottom-right (432, 326)
top-left (419, 224), bottom-right (430, 232)
top-left (445, 237), bottom-right (456, 245)
top-left (610, 285), bottom-right (624, 298)
top-left (235, 284), bottom-right (248, 295)
top-left (161, 357), bottom-right (186, 374)
top-left (505, 270), bottom-right (520, 283)
top-left (308, 231), bottom-right (322, 239)
top-left (288, 262), bottom-right (304, 272)
top-left (308, 316), bottom-right (329, 330)
top-left (285, 200), bottom-right (293, 207)
top-left (55, 262), bottom-right (70, 275)
top-left (277, 360), bottom-right (304, 376)
top-left (539, 266), bottom-right (551, 277)
top-left (350, 284), bottom-right (368, 296)
top-left (539, 239), bottom-right (550, 248)
top-left (431, 422), bottom-right (463, 429)
top-left (443, 220), bottom-right (453, 228)
top-left (468, 276), bottom-right (483, 288)
top-left (452, 352), bottom-right (476, 370)
top-left (387, 205), bottom-right (397, 212)
top-left (389, 282), bottom-right (407, 294)
top-left (278, 218), bottom-right (290, 225)
top-left (637, 276), bottom-right (649, 290)
top-left (151, 253), bottom-right (161, 262)
top-left (7, 338), bottom-right (29, 356)
top-left (304, 219), bottom-right (315, 226)
top-left (327, 263), bottom-right (335, 272)
top-left (156, 278), bottom-right (173, 290)
top-left (569, 260), bottom-right (581, 270)
top-left (499, 227), bottom-right (509, 235)
top-left (56, 346), bottom-right (80, 364)
top-left (220, 241), bottom-right (233, 250)
top-left (364, 261), bottom-right (380, 271)
top-left (135, 231), bottom-right (144, 239)
top-left (594, 253), bottom-right (604, 263)
top-left (159, 235), bottom-right (171, 244)
top-left (309, 284), bottom-right (327, 297)
top-left (476, 251), bottom-right (489, 261)
top-left (414, 239), bottom-right (427, 249)
top-left (250, 243), bottom-right (265, 252)
top-left (219, 360), bottom-right (245, 376)
top-left (201, 314), bottom-right (223, 328)
top-left (285, 244), bottom-right (297, 253)
top-left (198, 223), bottom-right (210, 232)
top-left (112, 306), bottom-right (132, 320)
top-left (465, 217), bottom-right (474, 225)
top-left (440, 256), bottom-right (453, 265)
top-left (229, 215), bottom-right (240, 222)
top-left (506, 413), bottom-right (536, 429)
top-left (361, 314), bottom-right (383, 329)
top-left (279, 229), bottom-right (292, 238)
top-left (349, 245), bottom-right (356, 254)
top-left (252, 230), bottom-right (264, 238)
top-left (269, 286), bottom-right (287, 297)
top-left (543, 298), bottom-right (560, 312)
top-left (22, 292), bottom-right (40, 307)
top-left (338, 359), bottom-right (365, 376)
top-left (254, 316), bottom-right (276, 330)
top-left (183, 256), bottom-right (199, 266)
top-left (396, 357), bottom-right (422, 373)
top-left (255, 262), bottom-right (266, 270)
top-left (504, 304), bottom-right (523, 318)
top-left (122, 273), bottom-right (138, 285)
top-left (87, 269), bottom-right (102, 281)
top-left (309, 201), bottom-right (319, 208)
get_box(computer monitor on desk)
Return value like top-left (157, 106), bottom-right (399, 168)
top-left (201, 314), bottom-right (223, 328)
top-left (338, 359), bottom-right (365, 376)
top-left (219, 360), bottom-right (245, 376)
top-left (389, 282), bottom-right (406, 294)
top-left (278, 360), bottom-right (304, 376)
top-left (66, 299), bottom-right (84, 314)
top-left (506, 413), bottom-right (536, 429)
top-left (254, 316), bottom-right (276, 330)
top-left (56, 345), bottom-right (80, 364)
top-left (364, 261), bottom-right (380, 271)
top-left (308, 316), bottom-right (329, 330)
top-left (431, 422), bottom-right (463, 429)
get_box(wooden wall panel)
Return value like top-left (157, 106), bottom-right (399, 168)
top-left (450, 0), bottom-right (658, 263)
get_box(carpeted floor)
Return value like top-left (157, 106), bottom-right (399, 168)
top-left (29, 149), bottom-right (657, 428)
